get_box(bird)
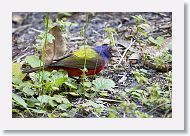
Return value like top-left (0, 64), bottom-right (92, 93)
top-left (22, 45), bottom-right (111, 76)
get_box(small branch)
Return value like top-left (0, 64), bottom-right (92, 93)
top-left (29, 28), bottom-right (43, 33)
top-left (147, 102), bottom-right (167, 114)
top-left (118, 38), bottom-right (136, 65)
top-left (12, 24), bottom-right (32, 34)
top-left (98, 98), bottom-right (124, 103)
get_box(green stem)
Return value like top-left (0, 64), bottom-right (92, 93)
top-left (40, 13), bottom-right (49, 95)
top-left (83, 13), bottom-right (89, 69)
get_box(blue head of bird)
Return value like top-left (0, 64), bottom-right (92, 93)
top-left (93, 45), bottom-right (111, 63)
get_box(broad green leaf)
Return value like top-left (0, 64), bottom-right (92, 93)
top-left (27, 98), bottom-right (39, 107)
top-left (37, 95), bottom-right (50, 104)
top-left (148, 36), bottom-right (164, 47)
top-left (68, 108), bottom-right (77, 117)
top-left (48, 113), bottom-right (57, 118)
top-left (86, 100), bottom-right (101, 108)
top-left (156, 36), bottom-right (165, 46)
top-left (51, 71), bottom-right (68, 80)
top-left (12, 63), bottom-right (27, 80)
top-left (53, 95), bottom-right (64, 103)
top-left (25, 55), bottom-right (43, 68)
top-left (108, 112), bottom-right (118, 118)
top-left (83, 81), bottom-right (92, 88)
top-left (54, 77), bottom-right (68, 87)
top-left (30, 108), bottom-right (46, 114)
top-left (12, 93), bottom-right (27, 108)
top-left (22, 87), bottom-right (35, 96)
top-left (12, 77), bottom-right (22, 85)
top-left (48, 99), bottom-right (57, 107)
top-left (62, 98), bottom-right (71, 104)
top-left (60, 112), bottom-right (69, 117)
top-left (64, 82), bottom-right (77, 89)
top-left (57, 103), bottom-right (71, 111)
top-left (92, 77), bottom-right (115, 90)
top-left (57, 98), bottom-right (71, 111)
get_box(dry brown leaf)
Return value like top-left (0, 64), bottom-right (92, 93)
top-left (12, 14), bottom-right (26, 25)
top-left (45, 26), bottom-right (67, 64)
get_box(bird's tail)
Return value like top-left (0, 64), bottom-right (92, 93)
top-left (22, 65), bottom-right (48, 73)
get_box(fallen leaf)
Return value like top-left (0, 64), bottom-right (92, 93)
top-left (45, 26), bottom-right (67, 64)
top-left (12, 14), bottom-right (26, 25)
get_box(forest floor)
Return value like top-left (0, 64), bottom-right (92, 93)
top-left (12, 12), bottom-right (172, 118)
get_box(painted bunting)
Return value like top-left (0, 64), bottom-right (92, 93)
top-left (23, 45), bottom-right (111, 76)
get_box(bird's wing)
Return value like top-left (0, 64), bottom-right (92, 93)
top-left (49, 54), bottom-right (104, 69)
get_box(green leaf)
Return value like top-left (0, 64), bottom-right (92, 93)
top-left (57, 103), bottom-right (70, 111)
top-left (37, 95), bottom-right (50, 104)
top-left (60, 112), bottom-right (69, 117)
top-left (25, 55), bottom-right (43, 68)
top-left (68, 108), bottom-right (77, 117)
top-left (92, 77), bottom-right (115, 90)
top-left (64, 82), bottom-right (77, 89)
top-left (53, 95), bottom-right (64, 103)
top-left (27, 97), bottom-right (39, 107)
top-left (48, 99), bottom-right (58, 107)
top-left (86, 100), bottom-right (101, 108)
top-left (148, 36), bottom-right (164, 47)
top-left (12, 77), bottom-right (22, 85)
top-left (12, 93), bottom-right (27, 108)
top-left (54, 77), bottom-right (68, 87)
top-left (108, 112), bottom-right (118, 118)
top-left (156, 36), bottom-right (165, 46)
top-left (22, 87), bottom-right (35, 96)
top-left (83, 81), bottom-right (92, 88)
top-left (51, 70), bottom-right (68, 80)
top-left (30, 108), bottom-right (46, 114)
top-left (12, 63), bottom-right (27, 80)
top-left (57, 98), bottom-right (72, 111)
top-left (48, 113), bottom-right (57, 118)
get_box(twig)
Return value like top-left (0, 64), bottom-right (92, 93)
top-left (118, 38), bottom-right (136, 65)
top-left (98, 98), bottom-right (124, 103)
top-left (147, 102), bottom-right (167, 114)
top-left (12, 24), bottom-right (32, 34)
top-left (69, 37), bottom-right (84, 41)
top-left (29, 28), bottom-right (43, 33)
